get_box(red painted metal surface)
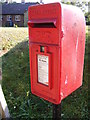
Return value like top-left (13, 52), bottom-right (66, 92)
top-left (28, 3), bottom-right (86, 104)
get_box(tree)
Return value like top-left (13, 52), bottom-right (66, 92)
top-left (61, 0), bottom-right (88, 14)
top-left (0, 0), bottom-right (5, 3)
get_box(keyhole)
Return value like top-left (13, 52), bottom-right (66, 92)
top-left (40, 46), bottom-right (44, 52)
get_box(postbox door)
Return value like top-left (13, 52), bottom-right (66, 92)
top-left (29, 43), bottom-right (61, 104)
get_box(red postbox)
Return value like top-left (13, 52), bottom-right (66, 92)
top-left (28, 3), bottom-right (86, 104)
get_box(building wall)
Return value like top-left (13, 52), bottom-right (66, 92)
top-left (24, 11), bottom-right (28, 27)
top-left (2, 14), bottom-right (24, 27)
top-left (0, 15), bottom-right (2, 27)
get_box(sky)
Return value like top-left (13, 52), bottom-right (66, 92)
top-left (14, 0), bottom-right (89, 3)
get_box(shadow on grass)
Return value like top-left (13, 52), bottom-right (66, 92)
top-left (2, 36), bottom-right (89, 119)
top-left (2, 40), bottom-right (52, 119)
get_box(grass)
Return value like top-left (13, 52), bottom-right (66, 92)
top-left (1, 27), bottom-right (28, 51)
top-left (1, 27), bottom-right (89, 119)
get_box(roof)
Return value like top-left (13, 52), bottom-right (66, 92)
top-left (2, 2), bottom-right (39, 15)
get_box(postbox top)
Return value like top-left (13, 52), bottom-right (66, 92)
top-left (28, 3), bottom-right (61, 19)
top-left (28, 3), bottom-right (61, 45)
top-left (28, 2), bottom-right (85, 45)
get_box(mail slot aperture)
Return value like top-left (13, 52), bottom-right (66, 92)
top-left (28, 19), bottom-right (57, 28)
